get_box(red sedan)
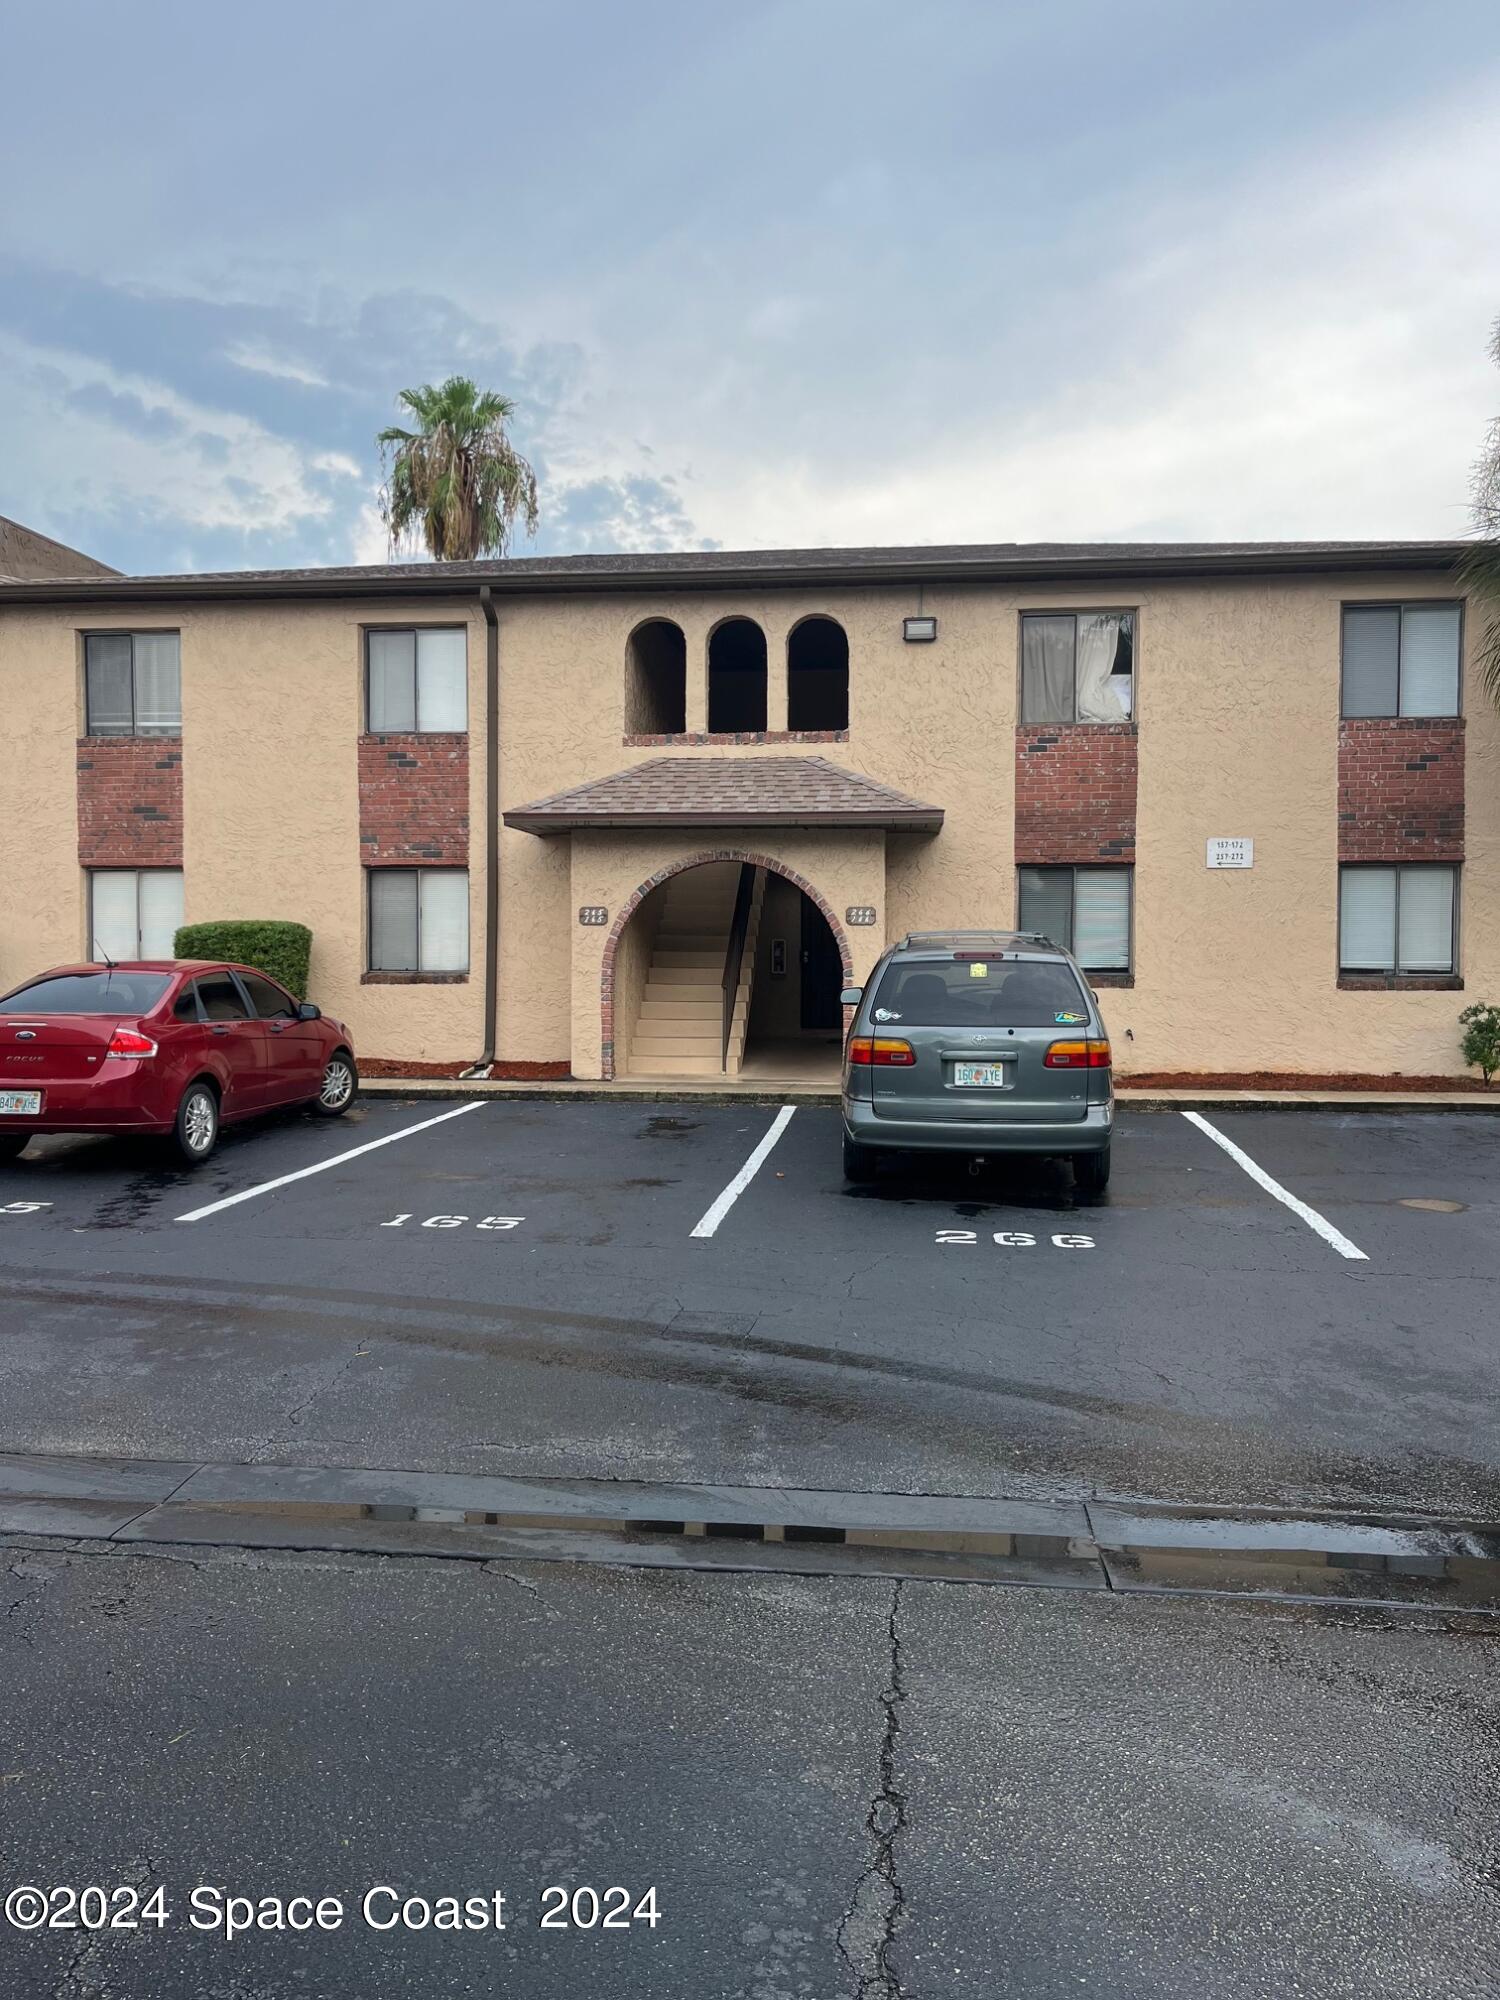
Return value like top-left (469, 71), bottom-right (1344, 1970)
top-left (0, 961), bottom-right (358, 1165)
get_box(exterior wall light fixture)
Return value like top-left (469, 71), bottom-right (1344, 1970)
top-left (903, 615), bottom-right (938, 643)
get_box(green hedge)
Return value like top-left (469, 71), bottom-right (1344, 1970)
top-left (174, 921), bottom-right (313, 999)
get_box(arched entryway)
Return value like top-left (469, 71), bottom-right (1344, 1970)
top-left (601, 851), bottom-right (852, 1082)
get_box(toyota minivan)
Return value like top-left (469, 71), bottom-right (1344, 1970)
top-left (840, 931), bottom-right (1113, 1194)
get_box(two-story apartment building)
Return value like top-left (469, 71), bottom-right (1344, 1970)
top-left (0, 539), bottom-right (1491, 1083)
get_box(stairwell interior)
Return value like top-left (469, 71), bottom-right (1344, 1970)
top-left (626, 862), bottom-right (765, 1079)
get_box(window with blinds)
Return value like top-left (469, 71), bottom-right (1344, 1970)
top-left (1338, 865), bottom-right (1457, 974)
top-left (1341, 604), bottom-right (1461, 718)
top-left (368, 869), bottom-right (469, 973)
top-left (89, 869), bottom-right (184, 959)
top-left (366, 628), bottom-right (468, 732)
top-left (1017, 866), bottom-right (1132, 970)
top-left (84, 633), bottom-right (182, 735)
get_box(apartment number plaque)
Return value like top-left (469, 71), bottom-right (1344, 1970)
top-left (578, 906), bottom-right (610, 926)
top-left (845, 906), bottom-right (878, 927)
top-left (1205, 839), bottom-right (1253, 870)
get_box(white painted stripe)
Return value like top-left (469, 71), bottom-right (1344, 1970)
top-left (1181, 1110), bottom-right (1368, 1261)
top-left (175, 1101), bottom-right (489, 1222)
top-left (690, 1105), bottom-right (797, 1239)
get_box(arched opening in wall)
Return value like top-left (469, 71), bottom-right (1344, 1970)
top-left (608, 857), bottom-right (847, 1085)
top-left (707, 619), bottom-right (767, 733)
top-left (787, 616), bottom-right (848, 731)
top-left (625, 619), bottom-right (686, 735)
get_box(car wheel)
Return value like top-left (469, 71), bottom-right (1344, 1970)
top-left (313, 1050), bottom-right (358, 1117)
top-left (0, 1134), bottom-right (29, 1162)
top-left (1073, 1145), bottom-right (1111, 1199)
top-left (172, 1081), bottom-right (220, 1165)
top-left (843, 1133), bottom-right (878, 1184)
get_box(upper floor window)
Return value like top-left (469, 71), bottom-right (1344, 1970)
top-left (1021, 612), bottom-right (1134, 724)
top-left (1018, 865), bottom-right (1132, 971)
top-left (625, 619), bottom-right (686, 735)
top-left (85, 632), bottom-right (181, 735)
top-left (708, 619), bottom-right (767, 733)
top-left (367, 627), bottom-right (467, 732)
top-left (1339, 863), bottom-right (1456, 975)
top-left (89, 867), bottom-right (184, 960)
top-left (787, 617), bottom-right (849, 731)
top-left (1341, 603), bottom-right (1460, 718)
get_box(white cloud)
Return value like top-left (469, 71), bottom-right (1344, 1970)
top-left (224, 338), bottom-right (330, 388)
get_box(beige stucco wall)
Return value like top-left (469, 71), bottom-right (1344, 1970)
top-left (2, 566), bottom-right (1493, 1078)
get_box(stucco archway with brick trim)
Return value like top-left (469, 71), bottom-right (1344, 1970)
top-left (596, 847), bottom-right (862, 1081)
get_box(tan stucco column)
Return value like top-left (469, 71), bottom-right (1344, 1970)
top-left (766, 617), bottom-right (789, 733)
top-left (567, 826), bottom-right (889, 1079)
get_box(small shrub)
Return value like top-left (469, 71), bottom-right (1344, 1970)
top-left (1459, 1002), bottom-right (1500, 1087)
top-left (174, 920), bottom-right (313, 999)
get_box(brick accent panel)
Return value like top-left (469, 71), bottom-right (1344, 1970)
top-left (599, 848), bottom-right (855, 1081)
top-left (359, 734), bottom-right (469, 864)
top-left (1338, 718), bottom-right (1464, 860)
top-left (76, 737), bottom-right (183, 866)
top-left (1014, 723), bottom-right (1137, 864)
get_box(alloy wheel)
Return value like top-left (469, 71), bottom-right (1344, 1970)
top-left (184, 1091), bottom-right (217, 1155)
top-left (320, 1059), bottom-right (354, 1110)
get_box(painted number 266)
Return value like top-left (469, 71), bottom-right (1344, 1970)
top-left (936, 1229), bottom-right (1095, 1249)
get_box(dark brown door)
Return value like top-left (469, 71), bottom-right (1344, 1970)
top-left (799, 893), bottom-right (842, 1031)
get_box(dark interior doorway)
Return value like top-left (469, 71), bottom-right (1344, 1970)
top-left (799, 891), bottom-right (843, 1030)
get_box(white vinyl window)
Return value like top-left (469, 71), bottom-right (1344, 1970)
top-left (1020, 611), bottom-right (1134, 723)
top-left (366, 627), bottom-right (467, 732)
top-left (84, 632), bottom-right (181, 735)
top-left (1018, 866), bottom-right (1131, 970)
top-left (1339, 865), bottom-right (1456, 974)
top-left (368, 868), bottom-right (469, 973)
top-left (1341, 604), bottom-right (1461, 718)
top-left (89, 869), bottom-right (184, 960)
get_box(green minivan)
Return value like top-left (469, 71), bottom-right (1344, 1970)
top-left (840, 931), bottom-right (1113, 1195)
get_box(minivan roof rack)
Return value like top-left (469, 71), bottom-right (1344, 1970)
top-left (898, 929), bottom-right (1057, 951)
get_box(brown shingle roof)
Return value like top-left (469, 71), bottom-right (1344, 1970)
top-left (0, 515), bottom-right (118, 583)
top-left (504, 756), bottom-right (944, 834)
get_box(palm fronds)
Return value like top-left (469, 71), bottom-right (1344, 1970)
top-left (377, 376), bottom-right (539, 562)
top-left (1462, 319), bottom-right (1500, 708)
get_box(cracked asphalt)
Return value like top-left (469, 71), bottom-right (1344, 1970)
top-left (1, 1545), bottom-right (1496, 1999)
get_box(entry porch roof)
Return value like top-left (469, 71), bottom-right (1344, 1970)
top-left (503, 755), bottom-right (944, 834)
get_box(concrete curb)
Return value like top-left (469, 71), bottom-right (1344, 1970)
top-left (358, 1076), bottom-right (1500, 1113)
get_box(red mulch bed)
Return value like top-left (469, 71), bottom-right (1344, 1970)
top-left (1122, 1070), bottom-right (1489, 1093)
top-left (359, 1058), bottom-right (571, 1081)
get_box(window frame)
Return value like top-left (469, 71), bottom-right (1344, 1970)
top-left (365, 866), bottom-right (470, 977)
top-left (82, 629), bottom-right (182, 737)
top-left (1338, 600), bottom-right (1464, 720)
top-left (363, 623), bottom-right (469, 734)
top-left (87, 866), bottom-right (185, 961)
top-left (1018, 607), bottom-right (1138, 726)
top-left (1015, 863), bottom-right (1135, 974)
top-left (1337, 862), bottom-right (1459, 977)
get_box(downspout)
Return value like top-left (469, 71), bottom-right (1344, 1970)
top-left (461, 584), bottom-right (501, 1078)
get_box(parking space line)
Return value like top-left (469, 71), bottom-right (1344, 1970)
top-left (1180, 1110), bottom-right (1368, 1261)
top-left (689, 1105), bottom-right (797, 1239)
top-left (174, 1102), bottom-right (489, 1223)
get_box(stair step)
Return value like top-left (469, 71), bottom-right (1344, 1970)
top-left (648, 969), bottom-right (722, 987)
top-left (633, 1034), bottom-right (722, 1056)
top-left (628, 1053), bottom-right (725, 1077)
top-left (655, 952), bottom-right (722, 970)
top-left (640, 999), bottom-right (721, 1019)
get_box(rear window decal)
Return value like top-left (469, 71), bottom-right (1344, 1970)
top-left (873, 1008), bottom-right (901, 1022)
top-left (1054, 1010), bottom-right (1086, 1024)
top-left (968, 962), bottom-right (988, 978)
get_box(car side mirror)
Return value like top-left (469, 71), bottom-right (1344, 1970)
top-left (297, 1002), bottom-right (321, 1021)
top-left (839, 987), bottom-right (863, 1007)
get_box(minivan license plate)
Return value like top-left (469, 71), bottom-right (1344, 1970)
top-left (0, 1090), bottom-right (41, 1115)
top-left (953, 1063), bottom-right (1007, 1088)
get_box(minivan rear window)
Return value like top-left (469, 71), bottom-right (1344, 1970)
top-left (869, 959), bottom-right (1087, 1028)
top-left (0, 972), bottom-right (173, 1015)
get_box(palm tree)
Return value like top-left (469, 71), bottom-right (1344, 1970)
top-left (1462, 317), bottom-right (1500, 706)
top-left (378, 376), bottom-right (539, 561)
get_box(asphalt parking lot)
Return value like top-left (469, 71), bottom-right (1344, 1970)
top-left (0, 1096), bottom-right (1495, 1517)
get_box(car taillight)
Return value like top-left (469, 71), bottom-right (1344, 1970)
top-left (105, 1028), bottom-right (158, 1059)
top-left (1043, 1038), bottom-right (1111, 1068)
top-left (847, 1037), bottom-right (916, 1066)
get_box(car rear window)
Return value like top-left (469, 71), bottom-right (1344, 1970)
top-left (869, 959), bottom-right (1088, 1028)
top-left (0, 972), bottom-right (173, 1015)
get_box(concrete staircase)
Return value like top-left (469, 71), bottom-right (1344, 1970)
top-left (628, 863), bottom-right (742, 1078)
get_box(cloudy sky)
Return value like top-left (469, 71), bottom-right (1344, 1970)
top-left (3, 1), bottom-right (1498, 574)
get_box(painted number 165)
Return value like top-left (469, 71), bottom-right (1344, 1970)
top-left (381, 1214), bottom-right (526, 1230)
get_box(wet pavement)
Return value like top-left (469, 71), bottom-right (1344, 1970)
top-left (1, 1543), bottom-right (1495, 1999)
top-left (0, 1099), bottom-right (1496, 1515)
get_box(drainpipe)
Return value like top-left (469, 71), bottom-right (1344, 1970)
top-left (461, 584), bottom-right (501, 1078)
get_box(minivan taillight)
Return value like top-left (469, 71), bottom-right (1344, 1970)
top-left (105, 1028), bottom-right (158, 1059)
top-left (847, 1036), bottom-right (916, 1067)
top-left (1043, 1038), bottom-right (1111, 1069)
